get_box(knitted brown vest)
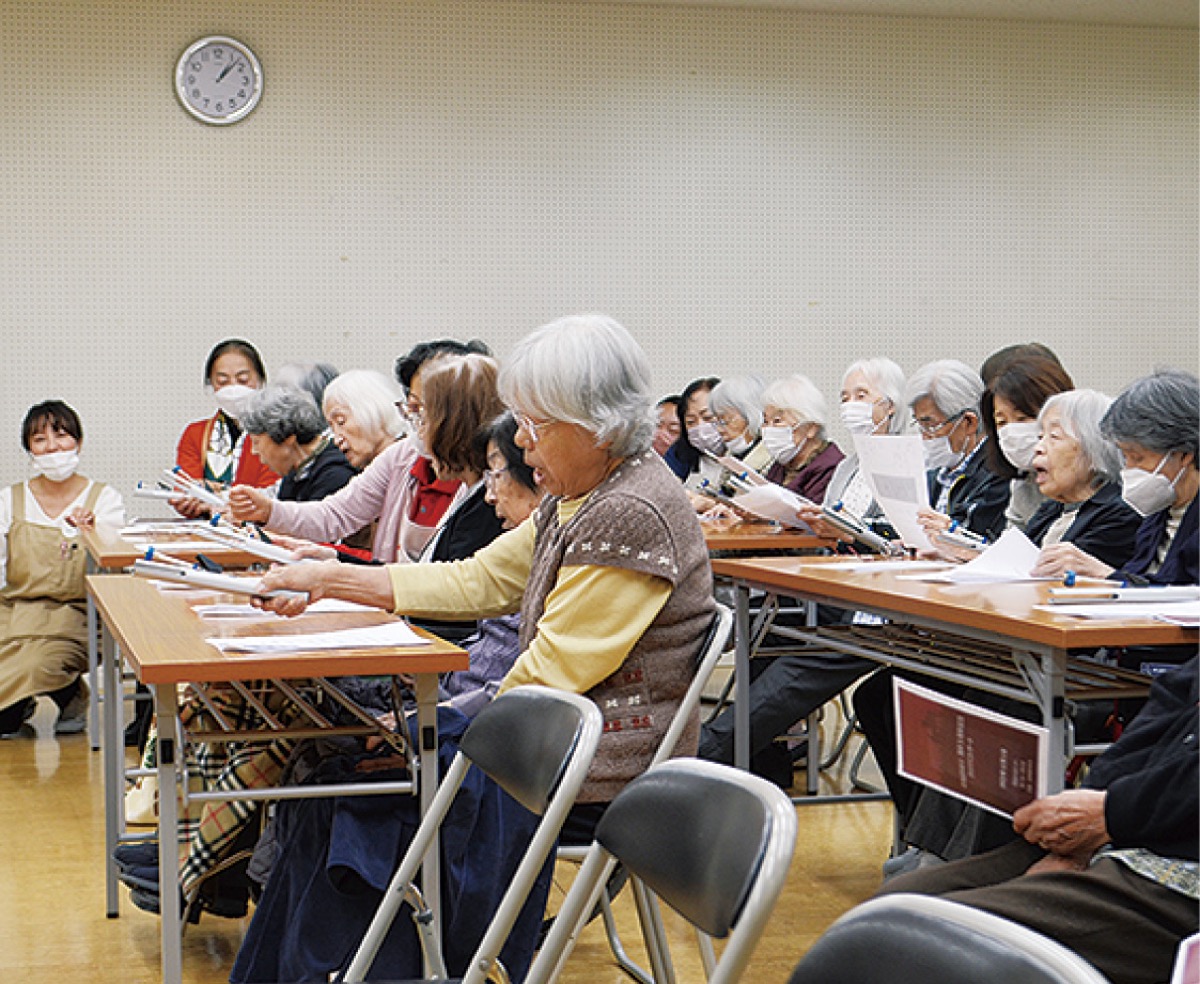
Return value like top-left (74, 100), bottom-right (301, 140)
top-left (521, 450), bottom-right (715, 803)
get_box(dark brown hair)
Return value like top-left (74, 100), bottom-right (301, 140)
top-left (22, 400), bottom-right (83, 451)
top-left (981, 354), bottom-right (1075, 478)
top-left (422, 354), bottom-right (503, 478)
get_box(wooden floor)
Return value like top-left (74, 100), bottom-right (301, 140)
top-left (0, 698), bottom-right (893, 984)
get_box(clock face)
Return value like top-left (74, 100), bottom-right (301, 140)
top-left (175, 36), bottom-right (263, 125)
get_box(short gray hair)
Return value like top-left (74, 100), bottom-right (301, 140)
top-left (322, 369), bottom-right (404, 441)
top-left (906, 360), bottom-right (984, 419)
top-left (1102, 368), bottom-right (1199, 459)
top-left (499, 314), bottom-right (654, 459)
top-left (275, 362), bottom-right (340, 408)
top-left (240, 385), bottom-right (326, 445)
top-left (1040, 389), bottom-right (1121, 484)
top-left (762, 374), bottom-right (828, 435)
top-left (842, 357), bottom-right (908, 435)
top-left (708, 376), bottom-right (766, 437)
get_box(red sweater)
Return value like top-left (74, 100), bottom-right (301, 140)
top-left (176, 415), bottom-right (278, 488)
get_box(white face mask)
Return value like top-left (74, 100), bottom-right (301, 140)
top-left (840, 401), bottom-right (877, 436)
top-left (408, 427), bottom-right (429, 459)
top-left (725, 433), bottom-right (752, 457)
top-left (761, 425), bottom-right (801, 465)
top-left (213, 384), bottom-right (257, 422)
top-left (688, 421), bottom-right (726, 456)
top-left (998, 421), bottom-right (1040, 472)
top-left (922, 435), bottom-right (962, 472)
top-left (1120, 455), bottom-right (1181, 517)
top-left (31, 449), bottom-right (80, 483)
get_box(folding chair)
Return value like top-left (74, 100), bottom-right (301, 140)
top-left (341, 685), bottom-right (603, 984)
top-left (787, 893), bottom-right (1111, 984)
top-left (554, 603), bottom-right (734, 984)
top-left (530, 757), bottom-right (798, 984)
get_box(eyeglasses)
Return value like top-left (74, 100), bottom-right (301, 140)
top-left (483, 466), bottom-right (510, 489)
top-left (516, 414), bottom-right (556, 445)
top-left (913, 411), bottom-right (963, 438)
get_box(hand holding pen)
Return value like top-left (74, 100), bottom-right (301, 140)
top-left (1030, 542), bottom-right (1115, 580)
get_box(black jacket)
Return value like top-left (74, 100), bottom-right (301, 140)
top-left (278, 441), bottom-right (358, 504)
top-left (1085, 657), bottom-right (1199, 861)
top-left (1025, 481), bottom-right (1141, 571)
top-left (1113, 497), bottom-right (1199, 587)
top-left (926, 439), bottom-right (1010, 540)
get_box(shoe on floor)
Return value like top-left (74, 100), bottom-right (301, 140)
top-left (127, 882), bottom-right (248, 921)
top-left (54, 681), bottom-right (89, 735)
top-left (113, 840), bottom-right (159, 873)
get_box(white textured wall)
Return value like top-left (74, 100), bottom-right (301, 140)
top-left (1, 0), bottom-right (1195, 509)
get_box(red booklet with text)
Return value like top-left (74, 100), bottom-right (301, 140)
top-left (893, 678), bottom-right (1049, 818)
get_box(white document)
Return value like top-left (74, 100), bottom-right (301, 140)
top-left (209, 620), bottom-right (430, 652)
top-left (1036, 600), bottom-right (1200, 623)
top-left (911, 527), bottom-right (1045, 584)
top-left (195, 598), bottom-right (380, 619)
top-left (731, 483), bottom-right (812, 529)
top-left (816, 559), bottom-right (956, 573)
top-left (851, 434), bottom-right (933, 550)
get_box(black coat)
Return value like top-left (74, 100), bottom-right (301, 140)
top-left (1024, 481), bottom-right (1141, 571)
top-left (1114, 497), bottom-right (1199, 587)
top-left (926, 440), bottom-right (1010, 540)
top-left (278, 441), bottom-right (358, 503)
top-left (1084, 657), bottom-right (1199, 861)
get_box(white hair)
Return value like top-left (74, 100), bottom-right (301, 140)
top-left (499, 314), bottom-right (654, 459)
top-left (1040, 389), bottom-right (1121, 485)
top-left (906, 359), bottom-right (984, 419)
top-left (762, 374), bottom-right (829, 435)
top-left (708, 375), bottom-right (767, 437)
top-left (322, 369), bottom-right (404, 441)
top-left (842, 357), bottom-right (908, 435)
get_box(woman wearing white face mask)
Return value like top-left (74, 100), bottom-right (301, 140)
top-left (172, 338), bottom-right (278, 518)
top-left (0, 401), bottom-right (124, 737)
top-left (709, 376), bottom-right (772, 473)
top-left (1032, 369), bottom-right (1198, 588)
top-left (760, 374), bottom-right (845, 504)
top-left (980, 350), bottom-right (1075, 531)
top-left (909, 359), bottom-right (1011, 545)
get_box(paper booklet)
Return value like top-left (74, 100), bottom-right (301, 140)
top-left (730, 483), bottom-right (813, 529)
top-left (208, 619), bottom-right (430, 652)
top-left (132, 559), bottom-right (308, 601)
top-left (900, 527), bottom-right (1049, 584)
top-left (850, 433), bottom-right (933, 551)
top-left (894, 677), bottom-right (1048, 819)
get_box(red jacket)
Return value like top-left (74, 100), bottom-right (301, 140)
top-left (176, 415), bottom-right (278, 488)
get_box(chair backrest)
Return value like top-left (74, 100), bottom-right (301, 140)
top-left (595, 758), bottom-right (797, 984)
top-left (342, 685), bottom-right (602, 984)
top-left (461, 684), bottom-right (595, 815)
top-left (788, 893), bottom-right (1112, 984)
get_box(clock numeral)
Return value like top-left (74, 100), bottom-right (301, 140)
top-left (215, 102), bottom-right (224, 113)
top-left (192, 88), bottom-right (201, 99)
top-left (241, 75), bottom-right (249, 85)
top-left (187, 75), bottom-right (196, 85)
top-left (213, 47), bottom-right (224, 59)
top-left (238, 89), bottom-right (247, 99)
top-left (191, 60), bottom-right (201, 72)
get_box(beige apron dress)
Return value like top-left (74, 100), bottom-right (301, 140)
top-left (0, 481), bottom-right (103, 709)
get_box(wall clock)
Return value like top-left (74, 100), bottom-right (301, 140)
top-left (175, 36), bottom-right (263, 125)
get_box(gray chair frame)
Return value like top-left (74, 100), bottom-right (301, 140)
top-left (529, 757), bottom-right (798, 984)
top-left (788, 893), bottom-right (1112, 984)
top-left (554, 603), bottom-right (734, 984)
top-left (341, 685), bottom-right (603, 984)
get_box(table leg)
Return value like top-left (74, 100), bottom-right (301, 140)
top-left (413, 672), bottom-right (441, 968)
top-left (733, 583), bottom-right (752, 772)
top-left (154, 683), bottom-right (183, 984)
top-left (102, 627), bottom-right (123, 917)
top-left (87, 557), bottom-right (101, 751)
top-left (1041, 649), bottom-right (1066, 795)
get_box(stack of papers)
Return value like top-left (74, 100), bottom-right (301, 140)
top-left (901, 528), bottom-right (1045, 584)
top-left (208, 620), bottom-right (430, 652)
top-left (731, 484), bottom-right (812, 529)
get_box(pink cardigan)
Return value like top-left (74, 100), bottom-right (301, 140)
top-left (266, 439), bottom-right (463, 563)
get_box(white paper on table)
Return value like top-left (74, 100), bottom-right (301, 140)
top-left (208, 620), bottom-right (430, 653)
top-left (851, 434), bottom-right (933, 550)
top-left (1036, 600), bottom-right (1200, 623)
top-left (731, 483), bottom-right (812, 529)
top-left (905, 527), bottom-right (1045, 583)
top-left (195, 598), bottom-right (380, 619)
top-left (816, 559), bottom-right (956, 573)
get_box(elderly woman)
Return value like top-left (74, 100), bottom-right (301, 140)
top-left (1022, 389), bottom-right (1139, 569)
top-left (709, 375), bottom-right (772, 473)
top-left (238, 385), bottom-right (357, 503)
top-left (980, 351), bottom-right (1075, 531)
top-left (0, 401), bottom-right (124, 736)
top-left (1032, 369), bottom-right (1198, 589)
top-left (172, 339), bottom-right (277, 518)
top-left (910, 359), bottom-right (1010, 543)
top-left (258, 313), bottom-right (715, 809)
top-left (229, 343), bottom-right (481, 563)
top-left (760, 374), bottom-right (845, 504)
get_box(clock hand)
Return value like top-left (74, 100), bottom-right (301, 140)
top-left (216, 58), bottom-right (241, 83)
